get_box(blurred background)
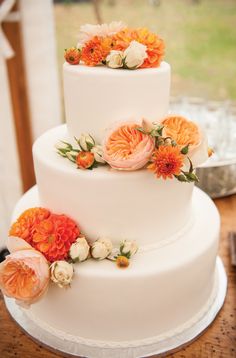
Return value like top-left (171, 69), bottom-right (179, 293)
top-left (0, 0), bottom-right (236, 246)
top-left (55, 0), bottom-right (236, 101)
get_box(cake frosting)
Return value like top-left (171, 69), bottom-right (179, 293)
top-left (0, 22), bottom-right (224, 357)
top-left (64, 62), bottom-right (171, 141)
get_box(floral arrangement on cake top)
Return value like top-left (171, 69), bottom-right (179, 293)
top-left (56, 115), bottom-right (212, 183)
top-left (0, 208), bottom-right (138, 307)
top-left (64, 21), bottom-right (165, 69)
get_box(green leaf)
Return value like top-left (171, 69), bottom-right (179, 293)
top-left (136, 127), bottom-right (147, 134)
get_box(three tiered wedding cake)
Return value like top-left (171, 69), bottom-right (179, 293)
top-left (0, 22), bottom-right (226, 358)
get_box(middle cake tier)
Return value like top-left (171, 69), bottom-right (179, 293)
top-left (33, 125), bottom-right (194, 246)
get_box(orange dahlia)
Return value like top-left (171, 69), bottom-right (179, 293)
top-left (9, 208), bottom-right (50, 244)
top-left (113, 27), bottom-right (165, 68)
top-left (81, 36), bottom-right (108, 66)
top-left (135, 28), bottom-right (165, 68)
top-left (148, 146), bottom-right (184, 180)
top-left (100, 36), bottom-right (116, 55)
top-left (31, 214), bottom-right (80, 262)
top-left (112, 28), bottom-right (134, 51)
top-left (64, 47), bottom-right (81, 65)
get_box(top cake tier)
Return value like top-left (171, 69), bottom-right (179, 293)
top-left (63, 62), bottom-right (171, 141)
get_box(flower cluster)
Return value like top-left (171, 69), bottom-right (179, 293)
top-left (0, 209), bottom-right (138, 307)
top-left (56, 133), bottom-right (105, 170)
top-left (64, 22), bottom-right (165, 70)
top-left (103, 115), bottom-right (209, 182)
top-left (56, 115), bottom-right (210, 182)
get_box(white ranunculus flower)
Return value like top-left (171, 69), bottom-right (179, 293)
top-left (77, 133), bottom-right (95, 151)
top-left (120, 240), bottom-right (138, 258)
top-left (91, 145), bottom-right (106, 163)
top-left (69, 237), bottom-right (90, 262)
top-left (123, 40), bottom-right (148, 69)
top-left (77, 21), bottom-right (126, 47)
top-left (50, 261), bottom-right (74, 288)
top-left (91, 238), bottom-right (113, 260)
top-left (106, 50), bottom-right (124, 69)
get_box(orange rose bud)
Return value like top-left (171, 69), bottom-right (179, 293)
top-left (64, 47), bottom-right (81, 65)
top-left (116, 255), bottom-right (130, 269)
top-left (208, 147), bottom-right (214, 157)
top-left (76, 151), bottom-right (95, 169)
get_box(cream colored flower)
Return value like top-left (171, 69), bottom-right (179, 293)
top-left (66, 150), bottom-right (79, 163)
top-left (78, 21), bottom-right (126, 47)
top-left (91, 145), bottom-right (106, 163)
top-left (123, 41), bottom-right (148, 69)
top-left (69, 237), bottom-right (90, 262)
top-left (50, 261), bottom-right (74, 288)
top-left (106, 50), bottom-right (124, 69)
top-left (91, 238), bottom-right (113, 260)
top-left (120, 240), bottom-right (138, 258)
top-left (77, 133), bottom-right (95, 151)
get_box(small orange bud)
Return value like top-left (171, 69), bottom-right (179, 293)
top-left (116, 255), bottom-right (129, 269)
top-left (76, 151), bottom-right (95, 169)
top-left (208, 147), bottom-right (214, 157)
top-left (64, 47), bottom-right (81, 65)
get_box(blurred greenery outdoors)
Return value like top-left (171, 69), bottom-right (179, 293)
top-left (54, 0), bottom-right (236, 100)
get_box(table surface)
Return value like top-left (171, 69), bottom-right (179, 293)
top-left (0, 194), bottom-right (236, 358)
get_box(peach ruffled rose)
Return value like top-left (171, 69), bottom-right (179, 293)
top-left (0, 246), bottom-right (49, 306)
top-left (103, 123), bottom-right (155, 170)
top-left (161, 115), bottom-right (208, 167)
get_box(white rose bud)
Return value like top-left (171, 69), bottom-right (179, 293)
top-left (120, 240), bottom-right (138, 258)
top-left (91, 238), bottom-right (113, 260)
top-left (91, 145), bottom-right (106, 164)
top-left (77, 133), bottom-right (95, 151)
top-left (66, 150), bottom-right (79, 163)
top-left (55, 141), bottom-right (72, 151)
top-left (50, 261), bottom-right (74, 288)
top-left (69, 237), bottom-right (90, 262)
top-left (123, 40), bottom-right (148, 69)
top-left (106, 50), bottom-right (124, 69)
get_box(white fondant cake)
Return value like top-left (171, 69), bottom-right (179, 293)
top-left (1, 22), bottom-right (225, 358)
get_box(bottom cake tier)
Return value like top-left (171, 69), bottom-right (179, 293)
top-left (6, 185), bottom-right (224, 358)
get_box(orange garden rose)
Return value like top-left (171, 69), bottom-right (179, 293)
top-left (103, 123), bottom-right (155, 170)
top-left (148, 145), bottom-right (184, 180)
top-left (81, 36), bottom-right (108, 66)
top-left (0, 249), bottom-right (49, 305)
top-left (31, 214), bottom-right (80, 262)
top-left (161, 115), bottom-right (209, 168)
top-left (64, 47), bottom-right (81, 65)
top-left (9, 208), bottom-right (50, 244)
top-left (161, 115), bottom-right (201, 149)
top-left (76, 151), bottom-right (95, 169)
